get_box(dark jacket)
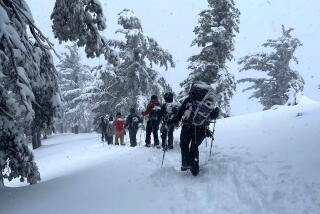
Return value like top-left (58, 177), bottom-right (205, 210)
top-left (99, 118), bottom-right (107, 133)
top-left (126, 113), bottom-right (142, 129)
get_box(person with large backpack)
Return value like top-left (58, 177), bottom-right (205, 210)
top-left (170, 82), bottom-right (219, 176)
top-left (113, 112), bottom-right (126, 146)
top-left (160, 92), bottom-right (180, 150)
top-left (142, 95), bottom-right (162, 148)
top-left (125, 108), bottom-right (142, 147)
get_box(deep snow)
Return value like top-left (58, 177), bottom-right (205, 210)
top-left (1, 102), bottom-right (320, 214)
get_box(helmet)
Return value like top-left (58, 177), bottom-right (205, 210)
top-left (164, 92), bottom-right (173, 103)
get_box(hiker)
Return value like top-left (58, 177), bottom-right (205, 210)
top-left (106, 116), bottom-right (115, 145)
top-left (170, 82), bottom-right (219, 176)
top-left (113, 112), bottom-right (126, 145)
top-left (125, 108), bottom-right (142, 147)
top-left (142, 95), bottom-right (162, 148)
top-left (99, 116), bottom-right (107, 142)
top-left (160, 92), bottom-right (180, 150)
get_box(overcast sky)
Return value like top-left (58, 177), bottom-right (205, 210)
top-left (28, 0), bottom-right (320, 115)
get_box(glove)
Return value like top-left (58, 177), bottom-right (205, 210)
top-left (168, 116), bottom-right (178, 126)
top-left (160, 125), bottom-right (166, 133)
top-left (205, 129), bottom-right (213, 138)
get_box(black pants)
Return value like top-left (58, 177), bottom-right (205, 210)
top-left (129, 128), bottom-right (138, 146)
top-left (161, 124), bottom-right (174, 148)
top-left (180, 124), bottom-right (206, 166)
top-left (101, 132), bottom-right (106, 142)
top-left (106, 136), bottom-right (113, 145)
top-left (145, 120), bottom-right (160, 145)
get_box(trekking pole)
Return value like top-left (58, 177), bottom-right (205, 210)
top-left (205, 128), bottom-right (208, 148)
top-left (209, 119), bottom-right (217, 157)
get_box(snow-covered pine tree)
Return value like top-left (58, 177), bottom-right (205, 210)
top-left (58, 44), bottom-right (94, 133)
top-left (1, 0), bottom-right (114, 185)
top-left (238, 25), bottom-right (304, 110)
top-left (51, 0), bottom-right (118, 65)
top-left (0, 0), bottom-right (63, 184)
top-left (107, 9), bottom-right (175, 114)
top-left (180, 0), bottom-right (240, 117)
top-left (87, 65), bottom-right (117, 127)
top-left (31, 46), bottom-right (61, 149)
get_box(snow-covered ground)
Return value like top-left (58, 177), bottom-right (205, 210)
top-left (1, 101), bottom-right (320, 214)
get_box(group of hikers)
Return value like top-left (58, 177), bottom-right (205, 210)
top-left (99, 81), bottom-right (220, 176)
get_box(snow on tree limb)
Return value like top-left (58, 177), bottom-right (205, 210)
top-left (238, 25), bottom-right (304, 109)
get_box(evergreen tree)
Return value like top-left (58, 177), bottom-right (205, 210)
top-left (58, 45), bottom-right (93, 133)
top-left (107, 9), bottom-right (175, 113)
top-left (238, 25), bottom-right (304, 110)
top-left (0, 0), bottom-right (61, 184)
top-left (0, 0), bottom-right (114, 185)
top-left (180, 0), bottom-right (240, 117)
top-left (51, 0), bottom-right (118, 65)
top-left (88, 65), bottom-right (118, 126)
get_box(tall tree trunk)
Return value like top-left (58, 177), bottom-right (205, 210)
top-left (37, 131), bottom-right (42, 147)
top-left (32, 130), bottom-right (42, 149)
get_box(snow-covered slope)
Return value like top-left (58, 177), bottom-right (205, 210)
top-left (1, 102), bottom-right (320, 214)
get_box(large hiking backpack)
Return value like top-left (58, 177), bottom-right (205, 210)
top-left (130, 114), bottom-right (140, 128)
top-left (163, 102), bottom-right (180, 123)
top-left (189, 82), bottom-right (217, 126)
top-left (150, 105), bottom-right (161, 122)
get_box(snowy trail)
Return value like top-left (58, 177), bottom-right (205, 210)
top-left (1, 103), bottom-right (320, 214)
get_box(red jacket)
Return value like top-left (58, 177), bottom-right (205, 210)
top-left (142, 100), bottom-right (160, 116)
top-left (113, 118), bottom-right (125, 134)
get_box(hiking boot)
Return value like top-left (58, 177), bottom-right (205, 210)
top-left (145, 144), bottom-right (151, 147)
top-left (155, 144), bottom-right (161, 149)
top-left (181, 165), bottom-right (191, 171)
top-left (162, 145), bottom-right (168, 151)
top-left (191, 158), bottom-right (199, 176)
top-left (168, 145), bottom-right (174, 150)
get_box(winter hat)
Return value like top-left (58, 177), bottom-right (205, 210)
top-left (164, 92), bottom-right (174, 103)
top-left (151, 95), bottom-right (158, 100)
top-left (116, 112), bottom-right (122, 117)
top-left (130, 108), bottom-right (135, 114)
top-left (109, 116), bottom-right (114, 121)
